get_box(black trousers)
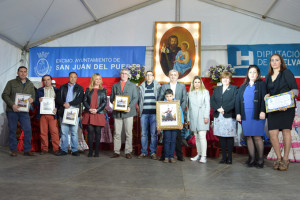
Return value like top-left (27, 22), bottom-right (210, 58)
top-left (160, 129), bottom-right (183, 159)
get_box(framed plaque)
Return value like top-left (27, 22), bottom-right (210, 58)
top-left (113, 95), bottom-right (129, 111)
top-left (156, 100), bottom-right (181, 130)
top-left (40, 97), bottom-right (55, 115)
top-left (62, 108), bottom-right (79, 125)
top-left (265, 91), bottom-right (295, 113)
top-left (15, 93), bottom-right (31, 112)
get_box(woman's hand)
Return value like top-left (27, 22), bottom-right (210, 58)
top-left (236, 114), bottom-right (241, 122)
top-left (204, 118), bottom-right (209, 124)
top-left (259, 112), bottom-right (266, 119)
top-left (264, 94), bottom-right (270, 101)
top-left (217, 107), bottom-right (224, 113)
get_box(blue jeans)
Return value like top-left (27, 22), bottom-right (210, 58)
top-left (140, 114), bottom-right (157, 155)
top-left (164, 130), bottom-right (177, 159)
top-left (60, 117), bottom-right (79, 152)
top-left (7, 112), bottom-right (32, 152)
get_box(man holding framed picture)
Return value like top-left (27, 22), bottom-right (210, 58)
top-left (158, 69), bottom-right (187, 161)
top-left (110, 68), bottom-right (138, 159)
top-left (56, 72), bottom-right (84, 156)
top-left (34, 75), bottom-right (59, 155)
top-left (2, 66), bottom-right (35, 156)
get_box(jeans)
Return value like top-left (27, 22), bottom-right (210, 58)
top-left (164, 130), bottom-right (177, 159)
top-left (7, 112), bottom-right (32, 152)
top-left (60, 117), bottom-right (79, 152)
top-left (140, 114), bottom-right (157, 155)
top-left (194, 131), bottom-right (207, 156)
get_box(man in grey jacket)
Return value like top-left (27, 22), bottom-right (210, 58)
top-left (110, 69), bottom-right (138, 159)
top-left (2, 66), bottom-right (35, 156)
top-left (158, 69), bottom-right (187, 161)
top-left (137, 71), bottom-right (161, 159)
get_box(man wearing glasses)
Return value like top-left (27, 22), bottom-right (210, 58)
top-left (110, 68), bottom-right (138, 159)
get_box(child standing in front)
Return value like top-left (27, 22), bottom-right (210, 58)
top-left (159, 89), bottom-right (184, 163)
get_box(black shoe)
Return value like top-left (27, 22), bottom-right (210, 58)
top-left (72, 151), bottom-right (80, 156)
top-left (226, 160), bottom-right (232, 164)
top-left (88, 152), bottom-right (93, 157)
top-left (111, 153), bottom-right (120, 158)
top-left (94, 153), bottom-right (99, 157)
top-left (177, 157), bottom-right (185, 161)
top-left (256, 162), bottom-right (264, 168)
top-left (247, 161), bottom-right (256, 167)
top-left (219, 159), bottom-right (226, 164)
top-left (159, 157), bottom-right (165, 161)
top-left (56, 151), bottom-right (67, 156)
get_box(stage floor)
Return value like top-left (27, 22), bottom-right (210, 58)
top-left (0, 146), bottom-right (299, 200)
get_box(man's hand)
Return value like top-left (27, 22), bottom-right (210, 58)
top-left (179, 123), bottom-right (183, 130)
top-left (53, 108), bottom-right (57, 115)
top-left (39, 97), bottom-right (43, 102)
top-left (124, 107), bottom-right (131, 113)
top-left (12, 104), bottom-right (19, 112)
top-left (28, 97), bottom-right (33, 104)
top-left (63, 102), bottom-right (70, 108)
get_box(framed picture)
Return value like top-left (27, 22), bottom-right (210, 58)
top-left (113, 95), bottom-right (129, 111)
top-left (265, 91), bottom-right (295, 113)
top-left (40, 97), bottom-right (55, 115)
top-left (15, 93), bottom-right (31, 112)
top-left (62, 108), bottom-right (79, 125)
top-left (156, 100), bottom-right (181, 130)
top-left (153, 21), bottom-right (201, 84)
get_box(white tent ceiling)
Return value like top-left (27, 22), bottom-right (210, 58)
top-left (0, 0), bottom-right (299, 51)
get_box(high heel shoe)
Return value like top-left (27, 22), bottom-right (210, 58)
top-left (247, 161), bottom-right (256, 167)
top-left (279, 159), bottom-right (289, 171)
top-left (256, 162), bottom-right (264, 168)
top-left (273, 158), bottom-right (282, 170)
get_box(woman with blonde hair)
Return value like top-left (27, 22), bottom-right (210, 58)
top-left (82, 73), bottom-right (107, 157)
top-left (187, 76), bottom-right (210, 163)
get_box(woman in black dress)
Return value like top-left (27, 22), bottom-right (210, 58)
top-left (265, 53), bottom-right (298, 171)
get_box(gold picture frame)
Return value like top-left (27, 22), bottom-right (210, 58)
top-left (265, 91), bottom-right (295, 113)
top-left (156, 100), bottom-right (181, 130)
top-left (153, 21), bottom-right (201, 84)
top-left (113, 95), bottom-right (129, 111)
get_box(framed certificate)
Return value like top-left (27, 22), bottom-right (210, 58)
top-left (113, 95), bottom-right (129, 111)
top-left (62, 108), bottom-right (79, 125)
top-left (156, 100), bottom-right (181, 130)
top-left (40, 97), bottom-right (55, 115)
top-left (265, 91), bottom-right (295, 113)
top-left (15, 93), bottom-right (31, 112)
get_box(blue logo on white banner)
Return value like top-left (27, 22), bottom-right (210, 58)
top-left (29, 46), bottom-right (146, 77)
top-left (227, 44), bottom-right (300, 76)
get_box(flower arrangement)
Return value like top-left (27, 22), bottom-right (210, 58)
top-left (206, 64), bottom-right (235, 84)
top-left (126, 64), bottom-right (146, 85)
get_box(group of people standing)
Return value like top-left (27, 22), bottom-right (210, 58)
top-left (211, 53), bottom-right (298, 171)
top-left (2, 53), bottom-right (298, 171)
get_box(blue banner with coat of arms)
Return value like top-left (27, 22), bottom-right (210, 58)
top-left (29, 46), bottom-right (146, 77)
top-left (227, 44), bottom-right (300, 77)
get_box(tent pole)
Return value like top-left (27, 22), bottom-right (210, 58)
top-left (175, 0), bottom-right (180, 21)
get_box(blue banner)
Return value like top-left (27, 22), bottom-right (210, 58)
top-left (29, 46), bottom-right (146, 77)
top-left (227, 44), bottom-right (300, 76)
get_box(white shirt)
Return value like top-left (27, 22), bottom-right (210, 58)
top-left (170, 82), bottom-right (177, 97)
